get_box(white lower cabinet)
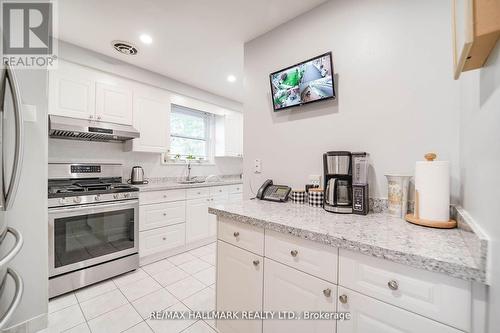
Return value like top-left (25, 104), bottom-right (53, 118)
top-left (217, 240), bottom-right (263, 333)
top-left (263, 258), bottom-right (337, 333)
top-left (336, 287), bottom-right (462, 333)
top-left (186, 197), bottom-right (211, 243)
top-left (139, 224), bottom-right (185, 257)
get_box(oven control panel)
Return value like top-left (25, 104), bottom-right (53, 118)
top-left (71, 165), bottom-right (101, 174)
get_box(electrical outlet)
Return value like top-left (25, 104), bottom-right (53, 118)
top-left (254, 159), bottom-right (262, 173)
top-left (309, 175), bottom-right (321, 186)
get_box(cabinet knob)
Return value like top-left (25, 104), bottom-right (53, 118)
top-left (252, 260), bottom-right (260, 266)
top-left (163, 213), bottom-right (167, 216)
top-left (163, 195), bottom-right (167, 198)
top-left (339, 294), bottom-right (348, 304)
top-left (290, 250), bottom-right (298, 257)
top-left (323, 288), bottom-right (332, 297)
top-left (197, 192), bottom-right (201, 195)
top-left (89, 115), bottom-right (93, 119)
top-left (233, 231), bottom-right (240, 237)
top-left (162, 237), bottom-right (166, 241)
top-left (388, 280), bottom-right (399, 291)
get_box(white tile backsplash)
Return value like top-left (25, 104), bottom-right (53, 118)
top-left (48, 139), bottom-right (242, 180)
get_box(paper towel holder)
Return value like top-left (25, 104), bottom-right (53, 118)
top-left (405, 152), bottom-right (457, 228)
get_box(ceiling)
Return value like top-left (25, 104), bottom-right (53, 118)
top-left (57, 0), bottom-right (328, 102)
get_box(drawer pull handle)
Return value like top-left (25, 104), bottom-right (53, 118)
top-left (290, 250), bottom-right (298, 257)
top-left (197, 192), bottom-right (201, 195)
top-left (233, 231), bottom-right (240, 237)
top-left (339, 294), bottom-right (348, 304)
top-left (162, 237), bottom-right (167, 241)
top-left (252, 260), bottom-right (260, 266)
top-left (388, 280), bottom-right (399, 291)
top-left (323, 288), bottom-right (332, 297)
top-left (163, 195), bottom-right (167, 198)
top-left (163, 213), bottom-right (167, 216)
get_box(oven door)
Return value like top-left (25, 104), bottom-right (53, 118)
top-left (48, 199), bottom-right (139, 277)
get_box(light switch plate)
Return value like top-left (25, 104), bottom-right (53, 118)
top-left (309, 175), bottom-right (321, 186)
top-left (254, 159), bottom-right (261, 173)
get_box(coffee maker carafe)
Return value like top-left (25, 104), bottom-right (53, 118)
top-left (324, 151), bottom-right (353, 214)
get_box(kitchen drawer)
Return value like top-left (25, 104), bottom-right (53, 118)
top-left (339, 249), bottom-right (471, 331)
top-left (265, 230), bottom-right (338, 283)
top-left (218, 217), bottom-right (264, 256)
top-left (139, 201), bottom-right (186, 231)
top-left (210, 185), bottom-right (230, 196)
top-left (337, 286), bottom-right (462, 333)
top-left (186, 187), bottom-right (210, 199)
top-left (228, 184), bottom-right (243, 194)
top-left (139, 224), bottom-right (185, 257)
top-left (139, 189), bottom-right (186, 205)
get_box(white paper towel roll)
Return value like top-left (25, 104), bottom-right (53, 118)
top-left (415, 160), bottom-right (450, 221)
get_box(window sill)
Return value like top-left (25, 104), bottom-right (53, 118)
top-left (161, 160), bottom-right (216, 166)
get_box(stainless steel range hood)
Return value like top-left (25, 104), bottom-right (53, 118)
top-left (49, 115), bottom-right (140, 142)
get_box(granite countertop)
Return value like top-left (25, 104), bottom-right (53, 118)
top-left (135, 179), bottom-right (243, 192)
top-left (208, 200), bottom-right (487, 284)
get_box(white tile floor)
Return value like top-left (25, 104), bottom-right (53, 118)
top-left (43, 243), bottom-right (217, 333)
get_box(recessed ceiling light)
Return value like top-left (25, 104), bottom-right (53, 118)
top-left (227, 75), bottom-right (236, 83)
top-left (139, 34), bottom-right (153, 44)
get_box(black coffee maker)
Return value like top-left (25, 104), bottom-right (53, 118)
top-left (323, 151), bottom-right (353, 214)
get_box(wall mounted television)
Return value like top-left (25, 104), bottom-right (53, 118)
top-left (269, 52), bottom-right (335, 111)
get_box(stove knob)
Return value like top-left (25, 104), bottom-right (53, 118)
top-left (73, 197), bottom-right (82, 204)
top-left (59, 198), bottom-right (67, 205)
top-left (113, 194), bottom-right (119, 200)
top-left (124, 193), bottom-right (130, 199)
top-left (94, 195), bottom-right (101, 202)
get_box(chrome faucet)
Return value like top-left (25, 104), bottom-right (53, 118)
top-left (186, 162), bottom-right (192, 181)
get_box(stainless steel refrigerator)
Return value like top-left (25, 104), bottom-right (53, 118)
top-left (0, 63), bottom-right (48, 331)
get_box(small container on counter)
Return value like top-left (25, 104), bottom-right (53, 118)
top-left (308, 188), bottom-right (324, 207)
top-left (290, 189), bottom-right (306, 204)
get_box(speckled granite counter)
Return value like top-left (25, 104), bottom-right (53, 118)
top-left (135, 179), bottom-right (242, 192)
top-left (209, 200), bottom-right (487, 284)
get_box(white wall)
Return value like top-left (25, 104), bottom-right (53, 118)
top-left (458, 42), bottom-right (500, 333)
top-left (50, 42), bottom-right (243, 179)
top-left (243, 0), bottom-right (460, 200)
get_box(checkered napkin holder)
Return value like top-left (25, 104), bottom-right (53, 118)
top-left (308, 188), bottom-right (324, 207)
top-left (290, 190), bottom-right (306, 204)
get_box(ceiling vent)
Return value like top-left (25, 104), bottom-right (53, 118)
top-left (111, 40), bottom-right (138, 55)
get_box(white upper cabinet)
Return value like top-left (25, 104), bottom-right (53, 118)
top-left (125, 85), bottom-right (170, 153)
top-left (215, 110), bottom-right (243, 158)
top-left (49, 61), bottom-right (95, 120)
top-left (49, 60), bottom-right (133, 125)
top-left (95, 81), bottom-right (133, 125)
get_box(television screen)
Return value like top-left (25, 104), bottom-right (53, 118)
top-left (270, 52), bottom-right (335, 111)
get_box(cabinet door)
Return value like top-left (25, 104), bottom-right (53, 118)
top-left (49, 61), bottom-right (95, 120)
top-left (337, 287), bottom-right (462, 333)
top-left (216, 241), bottom-right (263, 333)
top-left (186, 198), bottom-right (211, 243)
top-left (95, 81), bottom-right (133, 125)
top-left (225, 112), bottom-right (243, 157)
top-left (263, 259), bottom-right (337, 333)
top-left (209, 193), bottom-right (229, 236)
top-left (128, 86), bottom-right (170, 153)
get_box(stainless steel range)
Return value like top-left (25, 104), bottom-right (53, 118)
top-left (48, 163), bottom-right (139, 298)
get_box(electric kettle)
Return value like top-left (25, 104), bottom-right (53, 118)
top-left (129, 166), bottom-right (148, 184)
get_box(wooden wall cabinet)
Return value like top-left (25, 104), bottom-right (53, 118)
top-left (453, 0), bottom-right (500, 79)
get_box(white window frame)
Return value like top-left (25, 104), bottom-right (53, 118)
top-left (168, 104), bottom-right (214, 164)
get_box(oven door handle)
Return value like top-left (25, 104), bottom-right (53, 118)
top-left (49, 199), bottom-right (138, 214)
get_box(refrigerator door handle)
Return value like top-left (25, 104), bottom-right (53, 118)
top-left (2, 63), bottom-right (24, 211)
top-left (0, 227), bottom-right (23, 268)
top-left (0, 268), bottom-right (24, 329)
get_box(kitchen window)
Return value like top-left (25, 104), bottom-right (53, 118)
top-left (169, 105), bottom-right (213, 162)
